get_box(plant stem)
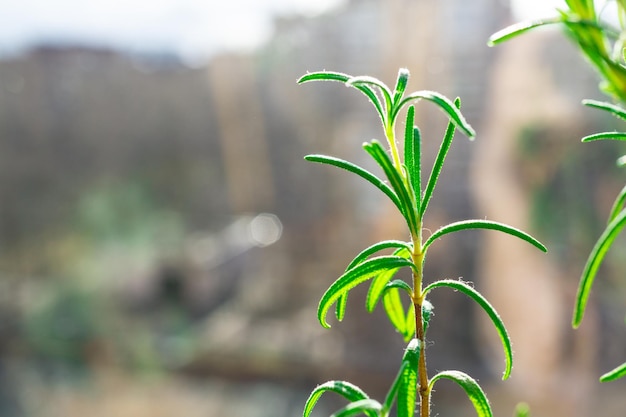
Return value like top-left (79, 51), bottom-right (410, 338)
top-left (412, 232), bottom-right (429, 417)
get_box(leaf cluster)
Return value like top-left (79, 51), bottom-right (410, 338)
top-left (490, 0), bottom-right (626, 383)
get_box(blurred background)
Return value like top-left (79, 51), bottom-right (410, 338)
top-left (0, 0), bottom-right (624, 416)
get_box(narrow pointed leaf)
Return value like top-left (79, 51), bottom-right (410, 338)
top-left (423, 279), bottom-right (512, 379)
top-left (331, 399), bottom-right (383, 417)
top-left (393, 68), bottom-right (410, 106)
top-left (366, 247), bottom-right (411, 312)
top-left (420, 98), bottom-right (460, 219)
top-left (336, 293), bottom-right (348, 321)
top-left (396, 92), bottom-right (475, 138)
top-left (346, 240), bottom-right (412, 271)
top-left (347, 75), bottom-right (393, 112)
top-left (608, 185), bottom-right (626, 224)
top-left (397, 339), bottom-right (420, 417)
top-left (429, 370), bottom-right (493, 417)
top-left (599, 361), bottom-right (626, 382)
top-left (298, 71), bottom-right (351, 84)
top-left (318, 256), bottom-right (415, 328)
top-left (488, 17), bottom-right (563, 46)
top-left (581, 132), bottom-right (626, 142)
top-left (421, 299), bottom-right (434, 335)
top-left (383, 286), bottom-right (409, 338)
top-left (583, 99), bottom-right (626, 121)
top-left (404, 303), bottom-right (416, 341)
top-left (574, 209), bottom-right (626, 327)
top-left (364, 140), bottom-right (419, 234)
top-left (404, 105), bottom-right (422, 210)
top-left (298, 71), bottom-right (386, 126)
top-left (305, 154), bottom-right (402, 213)
top-left (385, 279), bottom-right (413, 295)
top-left (367, 267), bottom-right (403, 313)
top-left (423, 219), bottom-right (547, 254)
top-left (303, 380), bottom-right (372, 417)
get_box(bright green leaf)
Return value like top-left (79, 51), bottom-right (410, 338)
top-left (396, 92), bottom-right (475, 138)
top-left (304, 154), bottom-right (403, 214)
top-left (303, 380), bottom-right (372, 417)
top-left (366, 248), bottom-right (411, 313)
top-left (582, 132), bottom-right (626, 142)
top-left (423, 219), bottom-right (547, 254)
top-left (347, 75), bottom-right (393, 114)
top-left (404, 105), bottom-right (422, 211)
top-left (574, 209), bottom-right (626, 327)
top-left (488, 17), bottom-right (563, 46)
top-left (382, 286), bottom-right (411, 340)
top-left (346, 240), bottom-right (412, 271)
top-left (420, 98), bottom-right (460, 219)
top-left (331, 399), bottom-right (382, 417)
top-left (397, 339), bottom-right (419, 417)
top-left (429, 370), bottom-right (493, 417)
top-left (599, 361), bottom-right (626, 382)
top-left (583, 99), bottom-right (626, 121)
top-left (608, 184), bottom-right (626, 224)
top-left (364, 140), bottom-right (419, 235)
top-left (423, 279), bottom-right (512, 379)
top-left (336, 294), bottom-right (348, 321)
top-left (298, 71), bottom-right (386, 126)
top-left (318, 256), bottom-right (416, 328)
top-left (393, 68), bottom-right (410, 106)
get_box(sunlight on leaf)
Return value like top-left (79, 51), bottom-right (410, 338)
top-left (423, 279), bottom-right (512, 379)
top-left (574, 209), bottom-right (626, 327)
top-left (429, 370), bottom-right (493, 417)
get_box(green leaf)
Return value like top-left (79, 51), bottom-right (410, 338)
top-left (304, 154), bottom-right (403, 214)
top-left (364, 141), bottom-right (419, 235)
top-left (382, 286), bottom-right (411, 341)
top-left (514, 402), bottom-right (530, 417)
top-left (405, 303), bottom-right (416, 341)
top-left (346, 240), bottom-right (412, 271)
top-left (429, 370), bottom-right (493, 417)
top-left (396, 92), bottom-right (475, 138)
top-left (298, 71), bottom-right (351, 84)
top-left (404, 105), bottom-right (422, 211)
top-left (366, 248), bottom-right (411, 313)
top-left (303, 380), bottom-right (372, 417)
top-left (608, 184), bottom-right (626, 224)
top-left (581, 132), bottom-right (626, 142)
top-left (397, 339), bottom-right (420, 417)
top-left (393, 68), bottom-right (410, 106)
top-left (574, 209), bottom-right (626, 327)
top-left (336, 294), bottom-right (348, 321)
top-left (381, 339), bottom-right (420, 416)
top-left (331, 399), bottom-right (382, 417)
top-left (347, 75), bottom-right (393, 114)
top-left (420, 98), bottom-right (460, 219)
top-left (298, 71), bottom-right (386, 126)
top-left (423, 279), bottom-right (512, 379)
top-left (583, 99), bottom-right (626, 121)
top-left (318, 256), bottom-right (416, 328)
top-left (488, 17), bottom-right (563, 46)
top-left (421, 299), bottom-right (434, 335)
top-left (423, 219), bottom-right (547, 254)
top-left (600, 361), bottom-right (626, 382)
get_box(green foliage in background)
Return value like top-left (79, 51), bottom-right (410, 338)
top-left (490, 0), bottom-right (626, 383)
top-left (298, 69), bottom-right (546, 417)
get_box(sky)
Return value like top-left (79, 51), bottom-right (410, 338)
top-left (0, 0), bottom-right (564, 66)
